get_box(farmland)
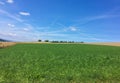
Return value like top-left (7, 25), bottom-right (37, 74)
top-left (0, 43), bottom-right (120, 83)
top-left (0, 42), bottom-right (16, 48)
top-left (88, 42), bottom-right (120, 47)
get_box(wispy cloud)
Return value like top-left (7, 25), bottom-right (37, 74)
top-left (8, 33), bottom-right (16, 36)
top-left (0, 1), bottom-right (5, 5)
top-left (86, 14), bottom-right (120, 21)
top-left (0, 32), bottom-right (16, 37)
top-left (76, 14), bottom-right (120, 26)
top-left (69, 26), bottom-right (77, 31)
top-left (0, 9), bottom-right (23, 22)
top-left (8, 23), bottom-right (15, 28)
top-left (57, 23), bottom-right (78, 32)
top-left (0, 9), bottom-right (114, 42)
top-left (0, 21), bottom-right (111, 42)
top-left (75, 8), bottom-right (120, 26)
top-left (6, 0), bottom-right (14, 4)
top-left (23, 28), bottom-right (30, 31)
top-left (19, 12), bottom-right (30, 16)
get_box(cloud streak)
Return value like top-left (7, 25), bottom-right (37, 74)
top-left (0, 32), bottom-right (16, 37)
top-left (75, 8), bottom-right (120, 26)
top-left (8, 23), bottom-right (15, 27)
top-left (19, 12), bottom-right (30, 16)
top-left (0, 21), bottom-right (112, 42)
top-left (0, 9), bottom-right (23, 22)
top-left (69, 26), bottom-right (77, 31)
top-left (86, 14), bottom-right (120, 22)
top-left (76, 14), bottom-right (120, 26)
top-left (6, 0), bottom-right (14, 4)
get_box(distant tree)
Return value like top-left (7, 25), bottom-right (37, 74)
top-left (44, 40), bottom-right (49, 42)
top-left (55, 41), bottom-right (59, 43)
top-left (68, 41), bottom-right (73, 43)
top-left (71, 41), bottom-right (75, 43)
top-left (51, 41), bottom-right (59, 43)
top-left (38, 39), bottom-right (42, 42)
top-left (68, 41), bottom-right (71, 43)
top-left (63, 41), bottom-right (67, 43)
top-left (80, 41), bottom-right (84, 43)
top-left (60, 41), bottom-right (64, 43)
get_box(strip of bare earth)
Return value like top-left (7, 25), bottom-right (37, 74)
top-left (87, 42), bottom-right (120, 47)
top-left (0, 42), bottom-right (16, 48)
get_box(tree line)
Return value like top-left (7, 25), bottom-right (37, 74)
top-left (38, 40), bottom-right (84, 43)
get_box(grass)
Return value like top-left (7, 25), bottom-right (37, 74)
top-left (0, 43), bottom-right (120, 83)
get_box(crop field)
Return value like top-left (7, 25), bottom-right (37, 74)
top-left (88, 42), bottom-right (120, 47)
top-left (0, 42), bottom-right (16, 48)
top-left (0, 43), bottom-right (120, 83)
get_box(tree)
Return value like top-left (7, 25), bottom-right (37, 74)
top-left (63, 41), bottom-right (67, 43)
top-left (51, 41), bottom-right (59, 43)
top-left (38, 39), bottom-right (42, 42)
top-left (60, 41), bottom-right (64, 43)
top-left (80, 41), bottom-right (84, 43)
top-left (44, 40), bottom-right (49, 42)
top-left (68, 41), bottom-right (74, 43)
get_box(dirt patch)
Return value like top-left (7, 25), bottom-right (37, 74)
top-left (0, 42), bottom-right (16, 48)
top-left (88, 42), bottom-right (120, 47)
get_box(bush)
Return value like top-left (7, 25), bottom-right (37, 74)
top-left (44, 40), bottom-right (49, 42)
top-left (68, 41), bottom-right (74, 43)
top-left (51, 41), bottom-right (59, 43)
top-left (38, 40), bottom-right (42, 42)
top-left (80, 41), bottom-right (84, 43)
top-left (60, 41), bottom-right (64, 43)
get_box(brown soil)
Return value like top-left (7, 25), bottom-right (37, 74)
top-left (0, 42), bottom-right (16, 48)
top-left (88, 42), bottom-right (120, 47)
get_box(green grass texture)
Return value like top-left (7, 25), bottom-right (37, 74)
top-left (0, 44), bottom-right (120, 83)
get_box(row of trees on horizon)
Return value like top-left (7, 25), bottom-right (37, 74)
top-left (38, 40), bottom-right (84, 43)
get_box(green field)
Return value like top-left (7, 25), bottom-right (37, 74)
top-left (0, 44), bottom-right (120, 83)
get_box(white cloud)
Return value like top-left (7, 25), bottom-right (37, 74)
top-left (8, 33), bottom-right (16, 36)
top-left (0, 1), bottom-right (5, 5)
top-left (8, 23), bottom-right (15, 27)
top-left (0, 9), bottom-right (23, 22)
top-left (19, 12), bottom-right (30, 16)
top-left (6, 0), bottom-right (14, 4)
top-left (0, 32), bottom-right (16, 37)
top-left (85, 15), bottom-right (120, 22)
top-left (57, 23), bottom-right (78, 32)
top-left (69, 26), bottom-right (77, 31)
top-left (23, 28), bottom-right (30, 31)
top-left (76, 14), bottom-right (120, 26)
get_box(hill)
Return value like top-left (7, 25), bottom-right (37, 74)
top-left (0, 38), bottom-right (11, 42)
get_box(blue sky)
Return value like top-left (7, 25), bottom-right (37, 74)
top-left (0, 0), bottom-right (120, 42)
